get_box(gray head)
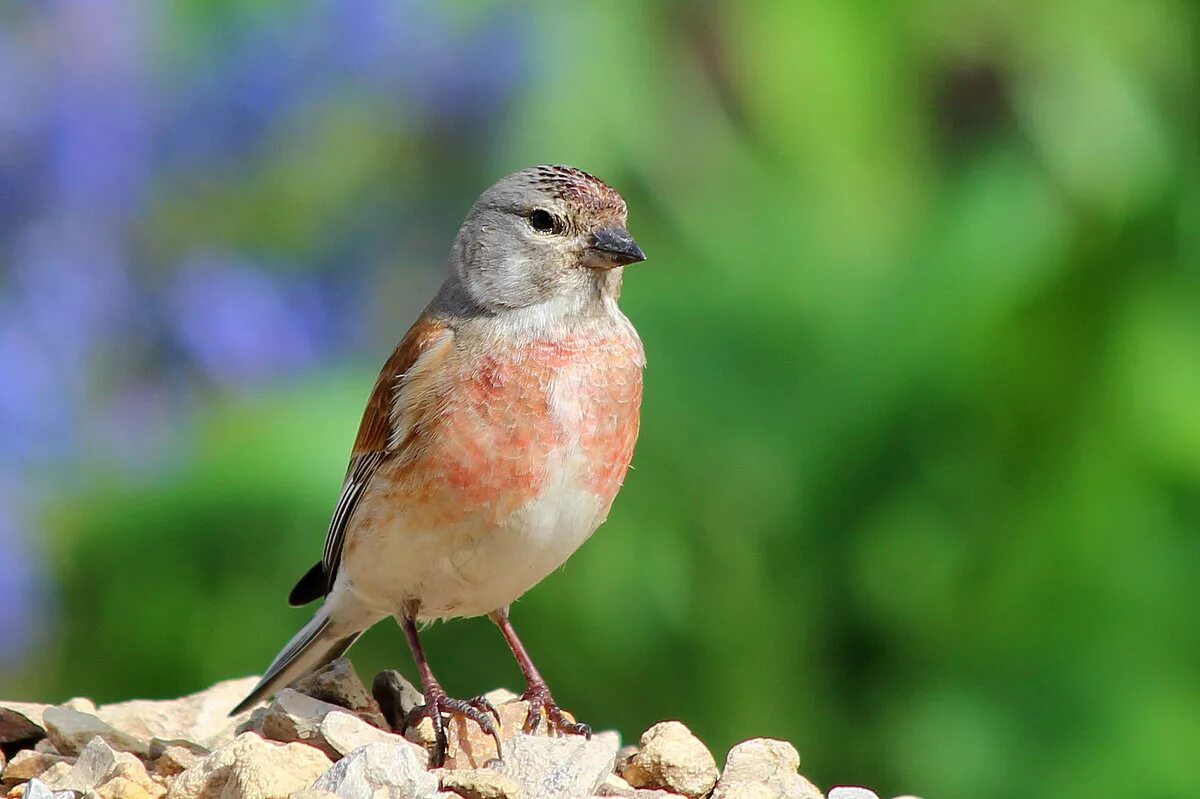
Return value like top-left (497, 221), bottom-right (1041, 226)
top-left (443, 165), bottom-right (645, 314)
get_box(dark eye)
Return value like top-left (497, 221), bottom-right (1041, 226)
top-left (528, 209), bottom-right (562, 234)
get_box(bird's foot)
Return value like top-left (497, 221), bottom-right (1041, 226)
top-left (402, 689), bottom-right (501, 767)
top-left (521, 683), bottom-right (590, 738)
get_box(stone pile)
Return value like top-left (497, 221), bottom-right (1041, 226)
top-left (1, 660), bottom-right (917, 799)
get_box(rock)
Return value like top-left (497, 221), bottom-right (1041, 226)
top-left (43, 737), bottom-right (121, 792)
top-left (37, 737), bottom-right (157, 796)
top-left (287, 792), bottom-right (340, 799)
top-left (93, 677), bottom-right (260, 752)
top-left (1, 708), bottom-right (45, 751)
top-left (439, 768), bottom-right (523, 799)
top-left (18, 762), bottom-right (73, 791)
top-left (32, 740), bottom-right (60, 756)
top-left (166, 732), bottom-right (331, 799)
top-left (619, 722), bottom-right (717, 799)
top-left (480, 689), bottom-right (520, 708)
top-left (370, 671), bottom-right (425, 731)
top-left (612, 746), bottom-right (638, 776)
top-left (248, 690), bottom-right (344, 757)
top-left (497, 734), bottom-right (615, 799)
top-left (243, 691), bottom-right (422, 766)
top-left (312, 741), bottom-right (438, 799)
top-left (711, 739), bottom-right (823, 799)
top-left (592, 772), bottom-right (681, 798)
top-left (0, 704), bottom-right (52, 732)
top-left (290, 660), bottom-right (387, 730)
top-left (590, 731), bottom-right (622, 756)
top-left (149, 745), bottom-right (204, 779)
top-left (96, 777), bottom-right (158, 799)
top-left (318, 711), bottom-right (427, 765)
top-left (107, 755), bottom-right (161, 796)
top-left (2, 750), bottom-right (74, 781)
top-left (14, 778), bottom-right (77, 799)
top-left (41, 708), bottom-right (149, 757)
top-left (828, 790), bottom-right (879, 799)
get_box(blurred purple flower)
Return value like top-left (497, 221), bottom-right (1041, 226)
top-left (0, 0), bottom-right (533, 678)
top-left (0, 314), bottom-right (75, 466)
top-left (10, 217), bottom-right (136, 368)
top-left (169, 255), bottom-right (333, 387)
top-left (43, 1), bottom-right (153, 216)
top-left (333, 0), bottom-right (528, 119)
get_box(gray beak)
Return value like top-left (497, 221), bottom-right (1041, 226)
top-left (588, 226), bottom-right (646, 266)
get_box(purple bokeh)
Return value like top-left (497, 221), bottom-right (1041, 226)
top-left (169, 255), bottom-right (333, 387)
top-left (0, 0), bottom-right (530, 670)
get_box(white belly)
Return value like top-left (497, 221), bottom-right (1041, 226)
top-left (339, 445), bottom-right (610, 621)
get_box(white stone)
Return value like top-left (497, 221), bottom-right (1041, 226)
top-left (828, 789), bottom-right (879, 799)
top-left (711, 739), bottom-right (823, 799)
top-left (312, 741), bottom-right (439, 799)
top-left (439, 768), bottom-right (524, 799)
top-left (18, 778), bottom-right (78, 799)
top-left (2, 750), bottom-right (74, 781)
top-left (94, 676), bottom-right (260, 751)
top-left (42, 708), bottom-right (148, 757)
top-left (497, 734), bottom-right (615, 799)
top-left (318, 710), bottom-right (426, 765)
top-left (620, 722), bottom-right (718, 798)
top-left (37, 737), bottom-right (136, 793)
top-left (166, 732), bottom-right (331, 799)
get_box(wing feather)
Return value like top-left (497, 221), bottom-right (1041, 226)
top-left (311, 315), bottom-right (453, 595)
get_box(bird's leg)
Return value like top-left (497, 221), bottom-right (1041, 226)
top-left (489, 607), bottom-right (590, 738)
top-left (398, 613), bottom-right (501, 766)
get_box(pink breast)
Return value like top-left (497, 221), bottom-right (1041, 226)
top-left (397, 334), bottom-right (643, 527)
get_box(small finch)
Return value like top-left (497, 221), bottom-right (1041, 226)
top-left (232, 165), bottom-right (647, 764)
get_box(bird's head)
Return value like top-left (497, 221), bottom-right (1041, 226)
top-left (446, 165), bottom-right (645, 314)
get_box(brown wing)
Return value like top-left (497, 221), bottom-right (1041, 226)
top-left (289, 315), bottom-right (453, 606)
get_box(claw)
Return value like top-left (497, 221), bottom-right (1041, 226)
top-left (467, 694), bottom-right (503, 727)
top-left (403, 689), bottom-right (504, 767)
top-left (521, 685), bottom-right (590, 738)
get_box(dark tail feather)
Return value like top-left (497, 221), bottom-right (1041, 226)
top-left (230, 609), bottom-right (360, 716)
top-left (288, 561), bottom-right (327, 607)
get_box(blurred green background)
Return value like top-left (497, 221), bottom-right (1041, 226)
top-left (2, 2), bottom-right (1198, 798)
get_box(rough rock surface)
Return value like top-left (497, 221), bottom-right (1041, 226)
top-left (0, 660), bottom-right (919, 799)
top-left (619, 721), bottom-right (718, 798)
top-left (439, 768), bottom-right (523, 799)
top-left (165, 732), bottom-right (331, 799)
top-left (240, 690), bottom-right (426, 768)
top-left (3, 751), bottom-right (72, 782)
top-left (243, 690), bottom-right (344, 758)
top-left (289, 660), bottom-right (388, 731)
top-left (497, 734), bottom-right (615, 799)
top-left (92, 677), bottom-right (259, 752)
top-left (711, 738), bottom-right (824, 799)
top-left (828, 789), bottom-right (889, 799)
top-left (41, 708), bottom-right (149, 758)
top-left (0, 710), bottom-right (43, 754)
top-left (312, 741), bottom-right (437, 799)
top-left (37, 737), bottom-right (157, 795)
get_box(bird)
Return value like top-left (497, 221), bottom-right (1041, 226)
top-left (231, 165), bottom-right (647, 765)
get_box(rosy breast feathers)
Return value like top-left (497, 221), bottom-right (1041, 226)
top-left (389, 331), bottom-right (642, 526)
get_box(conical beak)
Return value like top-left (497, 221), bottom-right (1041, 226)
top-left (587, 226), bottom-right (646, 267)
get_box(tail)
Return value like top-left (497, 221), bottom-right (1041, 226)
top-left (230, 606), bottom-right (363, 716)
